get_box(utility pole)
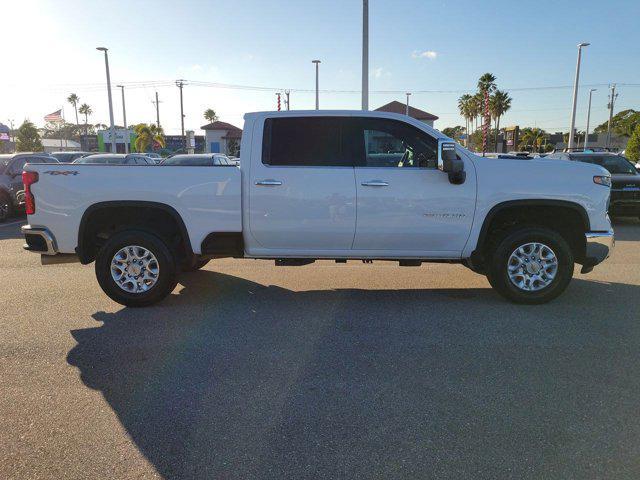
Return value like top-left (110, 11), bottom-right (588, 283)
top-left (285, 90), bottom-right (290, 110)
top-left (606, 84), bottom-right (618, 148)
top-left (584, 88), bottom-right (596, 150)
top-left (116, 85), bottom-right (128, 153)
top-left (362, 0), bottom-right (369, 110)
top-left (405, 93), bottom-right (411, 115)
top-left (176, 79), bottom-right (186, 149)
top-left (568, 42), bottom-right (590, 150)
top-left (312, 60), bottom-right (321, 110)
top-left (96, 47), bottom-right (116, 153)
top-left (152, 91), bottom-right (162, 128)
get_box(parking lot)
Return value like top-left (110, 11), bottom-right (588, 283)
top-left (1, 217), bottom-right (640, 479)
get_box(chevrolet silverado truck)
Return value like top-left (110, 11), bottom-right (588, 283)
top-left (21, 110), bottom-right (614, 306)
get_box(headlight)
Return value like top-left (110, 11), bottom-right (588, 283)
top-left (593, 175), bottom-right (611, 187)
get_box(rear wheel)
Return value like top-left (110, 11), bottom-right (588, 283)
top-left (486, 227), bottom-right (574, 304)
top-left (0, 193), bottom-right (12, 222)
top-left (95, 230), bottom-right (177, 307)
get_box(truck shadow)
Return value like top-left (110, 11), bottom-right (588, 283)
top-left (67, 271), bottom-right (640, 479)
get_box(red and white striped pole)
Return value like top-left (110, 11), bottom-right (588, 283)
top-left (482, 90), bottom-right (489, 156)
top-left (276, 92), bottom-right (281, 111)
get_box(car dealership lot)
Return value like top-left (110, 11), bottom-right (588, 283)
top-left (1, 219), bottom-right (640, 479)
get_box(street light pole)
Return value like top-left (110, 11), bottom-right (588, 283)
top-left (116, 85), bottom-right (128, 153)
top-left (567, 42), bottom-right (589, 150)
top-left (312, 60), bottom-right (321, 110)
top-left (362, 0), bottom-right (369, 110)
top-left (405, 93), bottom-right (411, 116)
top-left (97, 47), bottom-right (116, 153)
top-left (584, 88), bottom-right (596, 150)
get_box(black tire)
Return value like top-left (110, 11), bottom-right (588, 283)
top-left (486, 227), bottom-right (574, 304)
top-left (182, 258), bottom-right (210, 272)
top-left (95, 230), bottom-right (178, 307)
top-left (0, 192), bottom-right (12, 222)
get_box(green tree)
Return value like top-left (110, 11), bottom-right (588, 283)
top-left (227, 138), bottom-right (240, 157)
top-left (519, 128), bottom-right (549, 153)
top-left (489, 90), bottom-right (512, 149)
top-left (457, 94), bottom-right (473, 147)
top-left (16, 120), bottom-right (43, 152)
top-left (442, 126), bottom-right (465, 143)
top-left (133, 123), bottom-right (165, 152)
top-left (477, 73), bottom-right (497, 95)
top-left (594, 109), bottom-right (640, 137)
top-left (204, 109), bottom-right (218, 124)
top-left (78, 104), bottom-right (92, 136)
top-left (67, 93), bottom-right (80, 128)
top-left (626, 124), bottom-right (640, 162)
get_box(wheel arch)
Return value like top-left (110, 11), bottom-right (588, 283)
top-left (77, 200), bottom-right (193, 264)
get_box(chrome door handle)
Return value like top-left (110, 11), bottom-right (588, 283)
top-left (361, 180), bottom-right (389, 187)
top-left (255, 179), bottom-right (283, 186)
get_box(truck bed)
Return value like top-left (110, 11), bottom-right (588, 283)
top-left (24, 163), bottom-right (242, 254)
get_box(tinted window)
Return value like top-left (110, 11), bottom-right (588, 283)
top-left (357, 118), bottom-right (438, 168)
top-left (262, 117), bottom-right (349, 167)
top-left (570, 155), bottom-right (636, 174)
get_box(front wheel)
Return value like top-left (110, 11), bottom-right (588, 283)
top-left (95, 230), bottom-right (178, 307)
top-left (487, 227), bottom-right (574, 304)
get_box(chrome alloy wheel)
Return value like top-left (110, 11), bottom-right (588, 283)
top-left (507, 242), bottom-right (558, 292)
top-left (110, 245), bottom-right (160, 293)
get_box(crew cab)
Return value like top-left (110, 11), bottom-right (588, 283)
top-left (21, 110), bottom-right (614, 306)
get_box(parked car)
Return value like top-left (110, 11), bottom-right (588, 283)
top-left (0, 153), bottom-right (58, 221)
top-left (21, 110), bottom-right (613, 306)
top-left (142, 152), bottom-right (163, 164)
top-left (546, 151), bottom-right (640, 219)
top-left (72, 154), bottom-right (155, 165)
top-left (160, 154), bottom-right (236, 166)
top-left (50, 151), bottom-right (92, 163)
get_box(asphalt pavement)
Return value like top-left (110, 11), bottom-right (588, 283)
top-left (1, 217), bottom-right (640, 479)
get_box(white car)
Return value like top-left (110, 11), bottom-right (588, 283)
top-left (21, 110), bottom-right (613, 306)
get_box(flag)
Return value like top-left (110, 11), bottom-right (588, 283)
top-left (44, 109), bottom-right (63, 123)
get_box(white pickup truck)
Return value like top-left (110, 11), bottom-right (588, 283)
top-left (21, 110), bottom-right (614, 306)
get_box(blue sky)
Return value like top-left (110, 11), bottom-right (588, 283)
top-left (3, 0), bottom-right (639, 134)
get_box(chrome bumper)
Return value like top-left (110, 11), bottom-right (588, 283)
top-left (21, 225), bottom-right (58, 255)
top-left (582, 230), bottom-right (614, 273)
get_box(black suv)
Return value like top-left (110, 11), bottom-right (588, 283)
top-left (0, 153), bottom-right (58, 221)
top-left (547, 152), bottom-right (640, 219)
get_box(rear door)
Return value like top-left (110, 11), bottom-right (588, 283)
top-left (248, 116), bottom-right (357, 252)
top-left (351, 117), bottom-right (476, 256)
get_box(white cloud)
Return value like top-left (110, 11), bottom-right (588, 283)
top-left (372, 67), bottom-right (391, 78)
top-left (412, 50), bottom-right (438, 60)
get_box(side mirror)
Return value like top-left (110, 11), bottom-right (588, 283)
top-left (437, 139), bottom-right (466, 184)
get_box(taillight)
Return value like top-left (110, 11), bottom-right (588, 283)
top-left (22, 171), bottom-right (39, 215)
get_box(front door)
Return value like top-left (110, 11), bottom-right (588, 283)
top-left (248, 116), bottom-right (357, 254)
top-left (351, 117), bottom-right (476, 256)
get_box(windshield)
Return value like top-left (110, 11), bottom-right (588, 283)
top-left (570, 155), bottom-right (637, 174)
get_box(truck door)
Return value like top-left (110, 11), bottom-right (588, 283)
top-left (248, 116), bottom-right (357, 252)
top-left (351, 117), bottom-right (476, 256)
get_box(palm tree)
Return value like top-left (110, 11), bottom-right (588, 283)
top-left (67, 93), bottom-right (80, 128)
top-left (519, 128), bottom-right (548, 152)
top-left (78, 103), bottom-right (92, 136)
top-left (477, 73), bottom-right (497, 95)
top-left (134, 123), bottom-right (166, 152)
top-left (489, 90), bottom-right (512, 150)
top-left (458, 94), bottom-right (473, 147)
top-left (204, 109), bottom-right (218, 124)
